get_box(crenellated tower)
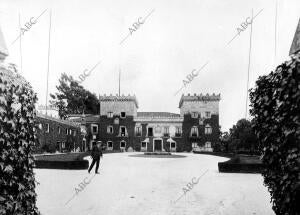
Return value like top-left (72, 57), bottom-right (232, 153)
top-left (179, 93), bottom-right (221, 152)
top-left (99, 94), bottom-right (138, 117)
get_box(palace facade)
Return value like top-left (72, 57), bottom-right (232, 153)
top-left (69, 93), bottom-right (221, 152)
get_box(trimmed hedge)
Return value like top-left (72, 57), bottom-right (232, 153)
top-left (144, 152), bottom-right (172, 155)
top-left (249, 52), bottom-right (300, 215)
top-left (193, 151), bottom-right (234, 158)
top-left (34, 160), bottom-right (88, 170)
top-left (218, 156), bottom-right (264, 173)
top-left (34, 152), bottom-right (89, 169)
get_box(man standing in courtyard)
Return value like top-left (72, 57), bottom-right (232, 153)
top-left (88, 141), bottom-right (103, 174)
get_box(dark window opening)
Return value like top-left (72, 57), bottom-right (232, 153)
top-left (121, 112), bottom-right (126, 118)
top-left (121, 127), bottom-right (126, 136)
top-left (141, 142), bottom-right (146, 148)
top-left (148, 127), bottom-right (153, 137)
top-left (120, 141), bottom-right (126, 148)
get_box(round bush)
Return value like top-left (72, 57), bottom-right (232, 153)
top-left (249, 53), bottom-right (300, 215)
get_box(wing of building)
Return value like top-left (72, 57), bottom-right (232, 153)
top-left (68, 93), bottom-right (221, 152)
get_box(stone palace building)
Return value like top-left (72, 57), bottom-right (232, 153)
top-left (69, 93), bottom-right (221, 152)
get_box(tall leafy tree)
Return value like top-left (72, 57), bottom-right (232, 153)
top-left (229, 118), bottom-right (258, 152)
top-left (50, 73), bottom-right (99, 119)
top-left (220, 131), bottom-right (230, 152)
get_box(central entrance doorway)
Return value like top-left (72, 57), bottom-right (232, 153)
top-left (153, 139), bottom-right (163, 151)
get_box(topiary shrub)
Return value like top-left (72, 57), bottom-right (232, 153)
top-left (0, 64), bottom-right (40, 214)
top-left (249, 53), bottom-right (300, 215)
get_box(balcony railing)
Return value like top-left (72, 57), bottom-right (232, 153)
top-left (189, 134), bottom-right (200, 139)
top-left (174, 133), bottom-right (181, 137)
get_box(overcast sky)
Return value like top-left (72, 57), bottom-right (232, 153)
top-left (0, 0), bottom-right (299, 131)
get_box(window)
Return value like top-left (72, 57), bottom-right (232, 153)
top-left (141, 141), bottom-right (147, 149)
top-left (191, 112), bottom-right (198, 118)
top-left (120, 126), bottom-right (126, 137)
top-left (171, 142), bottom-right (176, 149)
top-left (205, 111), bottom-right (211, 118)
top-left (205, 142), bottom-right (211, 148)
top-left (163, 127), bottom-right (169, 136)
top-left (45, 123), bottom-right (50, 133)
top-left (57, 141), bottom-right (60, 151)
top-left (120, 141), bottom-right (126, 148)
top-left (191, 126), bottom-right (198, 137)
top-left (62, 142), bottom-right (65, 148)
top-left (192, 142), bottom-right (198, 148)
top-left (120, 112), bottom-right (126, 118)
top-left (199, 119), bottom-right (204, 125)
top-left (175, 127), bottom-right (182, 137)
top-left (135, 126), bottom-right (142, 136)
top-left (107, 112), bottom-right (113, 118)
top-left (38, 123), bottom-right (43, 130)
top-left (58, 126), bottom-right (61, 134)
top-left (82, 139), bottom-right (86, 151)
top-left (147, 127), bottom-right (153, 137)
top-left (205, 124), bottom-right (212, 134)
top-left (107, 141), bottom-right (113, 150)
top-left (91, 124), bottom-right (98, 134)
top-left (65, 128), bottom-right (68, 134)
top-left (69, 129), bottom-right (72, 135)
top-left (107, 126), bottom-right (114, 134)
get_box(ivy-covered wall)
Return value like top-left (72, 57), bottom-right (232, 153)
top-left (250, 53), bottom-right (300, 215)
top-left (0, 64), bottom-right (40, 214)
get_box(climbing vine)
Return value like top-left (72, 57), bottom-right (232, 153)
top-left (250, 53), bottom-right (300, 215)
top-left (0, 64), bottom-right (40, 214)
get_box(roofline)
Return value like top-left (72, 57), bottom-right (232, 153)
top-left (99, 94), bottom-right (139, 108)
top-left (179, 93), bottom-right (221, 108)
top-left (36, 113), bottom-right (81, 127)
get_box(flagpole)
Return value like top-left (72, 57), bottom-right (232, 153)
top-left (119, 68), bottom-right (121, 96)
top-left (19, 13), bottom-right (22, 74)
top-left (245, 9), bottom-right (253, 119)
top-left (45, 10), bottom-right (52, 116)
top-left (118, 17), bottom-right (124, 97)
top-left (274, 0), bottom-right (278, 63)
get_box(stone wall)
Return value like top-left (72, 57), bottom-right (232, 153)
top-left (100, 101), bottom-right (137, 116)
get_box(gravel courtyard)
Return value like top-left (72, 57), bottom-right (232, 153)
top-left (35, 153), bottom-right (274, 215)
